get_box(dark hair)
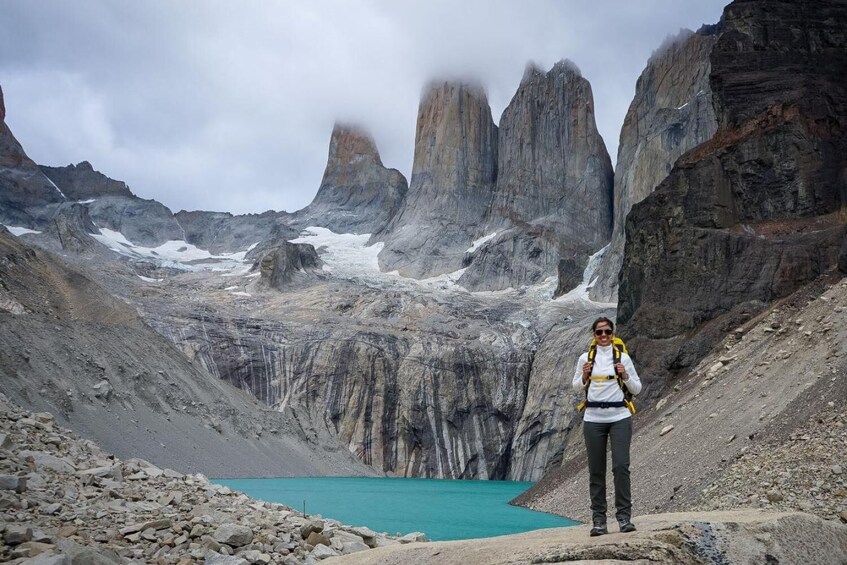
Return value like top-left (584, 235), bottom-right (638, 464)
top-left (591, 317), bottom-right (614, 332)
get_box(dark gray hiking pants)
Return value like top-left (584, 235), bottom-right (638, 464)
top-left (583, 417), bottom-right (632, 523)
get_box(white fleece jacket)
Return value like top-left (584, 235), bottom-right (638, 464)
top-left (573, 344), bottom-right (642, 423)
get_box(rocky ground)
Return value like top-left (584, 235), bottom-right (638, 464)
top-left (333, 510), bottom-right (847, 565)
top-left (0, 394), bottom-right (423, 564)
top-left (697, 402), bottom-right (847, 522)
top-left (517, 275), bottom-right (847, 524)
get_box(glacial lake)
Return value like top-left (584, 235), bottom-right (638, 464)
top-left (214, 477), bottom-right (578, 541)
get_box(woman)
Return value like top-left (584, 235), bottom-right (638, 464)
top-left (572, 317), bottom-right (642, 536)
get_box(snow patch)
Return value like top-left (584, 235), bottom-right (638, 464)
top-left (467, 232), bottom-right (497, 253)
top-left (231, 291), bottom-right (252, 297)
top-left (90, 227), bottom-right (252, 271)
top-left (137, 275), bottom-right (162, 283)
top-left (76, 199), bottom-right (96, 204)
top-left (3, 225), bottom-right (42, 236)
top-left (555, 244), bottom-right (615, 307)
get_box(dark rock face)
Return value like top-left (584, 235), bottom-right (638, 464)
top-left (374, 82), bottom-right (498, 278)
top-left (618, 0), bottom-right (847, 398)
top-left (175, 210), bottom-right (298, 254)
top-left (292, 124), bottom-right (408, 235)
top-left (256, 242), bottom-right (322, 289)
top-left (0, 85), bottom-right (66, 226)
top-left (43, 203), bottom-right (100, 254)
top-left (81, 196), bottom-right (184, 247)
top-left (460, 61), bottom-right (613, 292)
top-left (590, 28), bottom-right (719, 302)
top-left (40, 161), bottom-right (134, 200)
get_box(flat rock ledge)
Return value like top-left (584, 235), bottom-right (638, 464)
top-left (0, 394), bottom-right (420, 564)
top-left (333, 510), bottom-right (847, 565)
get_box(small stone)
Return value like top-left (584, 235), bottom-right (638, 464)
top-left (213, 524), bottom-right (253, 547)
top-left (0, 474), bottom-right (27, 493)
top-left (660, 425), bottom-right (674, 436)
top-left (204, 555), bottom-right (249, 565)
top-left (398, 532), bottom-right (427, 543)
top-left (41, 502), bottom-right (62, 515)
top-left (56, 525), bottom-right (78, 537)
top-left (341, 540), bottom-right (371, 554)
top-left (311, 544), bottom-right (339, 560)
top-left (5, 524), bottom-right (34, 545)
top-left (766, 490), bottom-right (784, 503)
top-left (832, 465), bottom-right (843, 475)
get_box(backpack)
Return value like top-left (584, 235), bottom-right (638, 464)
top-left (576, 336), bottom-right (636, 415)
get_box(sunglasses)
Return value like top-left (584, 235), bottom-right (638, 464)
top-left (594, 329), bottom-right (613, 336)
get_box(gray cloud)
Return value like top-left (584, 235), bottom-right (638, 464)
top-left (1, 0), bottom-right (728, 215)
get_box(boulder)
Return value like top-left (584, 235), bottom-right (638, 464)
top-left (5, 524), bottom-right (33, 545)
top-left (212, 524), bottom-right (253, 547)
top-left (0, 473), bottom-right (26, 492)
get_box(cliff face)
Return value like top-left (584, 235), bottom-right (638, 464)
top-left (0, 85), bottom-right (66, 226)
top-left (589, 28), bottom-right (719, 302)
top-left (144, 281), bottom-right (548, 480)
top-left (0, 230), bottom-right (373, 478)
top-left (459, 61), bottom-right (613, 292)
top-left (375, 82), bottom-right (498, 278)
top-left (40, 161), bottom-right (134, 200)
top-left (618, 0), bottom-right (847, 394)
top-left (292, 124), bottom-right (408, 235)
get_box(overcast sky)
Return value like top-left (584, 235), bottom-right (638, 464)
top-left (1, 1), bottom-right (728, 215)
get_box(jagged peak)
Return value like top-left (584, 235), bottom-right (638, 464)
top-left (550, 59), bottom-right (582, 77)
top-left (0, 84), bottom-right (5, 122)
top-left (648, 28), bottom-right (698, 63)
top-left (327, 121), bottom-right (383, 167)
top-left (420, 79), bottom-right (489, 106)
top-left (521, 61), bottom-right (545, 84)
top-left (75, 161), bottom-right (95, 171)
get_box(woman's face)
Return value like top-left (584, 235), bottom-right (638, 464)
top-left (594, 322), bottom-right (614, 346)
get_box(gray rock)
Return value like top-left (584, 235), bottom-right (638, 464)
top-left (91, 380), bottom-right (113, 400)
top-left (213, 524), bottom-right (253, 547)
top-left (461, 60), bottom-right (613, 292)
top-left (204, 555), bottom-right (249, 565)
top-left (5, 523), bottom-right (33, 544)
top-left (0, 473), bottom-right (26, 492)
top-left (19, 451), bottom-right (75, 473)
top-left (254, 241), bottom-right (322, 290)
top-left (398, 532), bottom-right (428, 543)
top-left (590, 27), bottom-right (719, 302)
top-left (291, 123), bottom-right (408, 235)
top-left (174, 210), bottom-right (297, 255)
top-left (310, 544), bottom-right (339, 560)
top-left (300, 519), bottom-right (325, 539)
top-left (39, 161), bottom-right (133, 201)
top-left (341, 540), bottom-right (370, 554)
top-left (18, 553), bottom-right (68, 565)
top-left (375, 81), bottom-right (498, 278)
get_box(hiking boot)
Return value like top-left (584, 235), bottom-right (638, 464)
top-left (618, 518), bottom-right (636, 533)
top-left (589, 520), bottom-right (608, 536)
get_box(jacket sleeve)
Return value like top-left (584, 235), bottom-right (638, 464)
top-left (573, 353), bottom-right (588, 391)
top-left (621, 353), bottom-right (642, 395)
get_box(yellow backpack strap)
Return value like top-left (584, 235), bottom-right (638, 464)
top-left (612, 344), bottom-right (637, 415)
top-left (577, 344), bottom-right (597, 413)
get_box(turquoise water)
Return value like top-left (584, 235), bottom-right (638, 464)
top-left (215, 477), bottom-right (578, 541)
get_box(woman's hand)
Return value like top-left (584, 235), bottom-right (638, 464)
top-left (582, 362), bottom-right (592, 384)
top-left (616, 363), bottom-right (628, 380)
